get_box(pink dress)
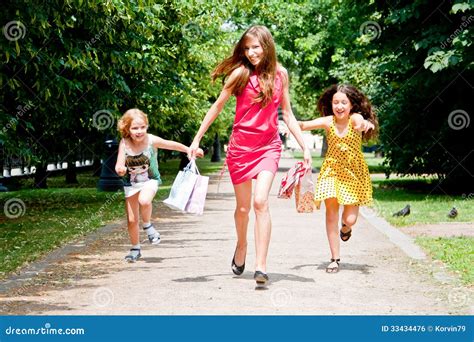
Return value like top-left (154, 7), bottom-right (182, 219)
top-left (226, 71), bottom-right (283, 184)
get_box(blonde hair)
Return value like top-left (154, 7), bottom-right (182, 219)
top-left (117, 108), bottom-right (149, 138)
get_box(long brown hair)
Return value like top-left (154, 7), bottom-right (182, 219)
top-left (212, 25), bottom-right (278, 107)
top-left (317, 84), bottom-right (379, 141)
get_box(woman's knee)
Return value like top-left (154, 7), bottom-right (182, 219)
top-left (235, 205), bottom-right (251, 216)
top-left (253, 196), bottom-right (268, 212)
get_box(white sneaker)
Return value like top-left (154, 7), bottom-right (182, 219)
top-left (125, 248), bottom-right (141, 263)
top-left (148, 231), bottom-right (161, 245)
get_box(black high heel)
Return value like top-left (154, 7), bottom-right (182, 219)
top-left (231, 249), bottom-right (245, 275)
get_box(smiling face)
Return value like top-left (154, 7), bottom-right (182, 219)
top-left (129, 117), bottom-right (148, 142)
top-left (332, 91), bottom-right (352, 120)
top-left (244, 35), bottom-right (264, 66)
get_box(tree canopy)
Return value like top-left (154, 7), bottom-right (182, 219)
top-left (1, 0), bottom-right (472, 191)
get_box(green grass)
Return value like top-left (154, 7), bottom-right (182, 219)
top-left (0, 157), bottom-right (223, 278)
top-left (293, 151), bottom-right (386, 173)
top-left (371, 179), bottom-right (474, 227)
top-left (372, 178), bottom-right (474, 285)
top-left (416, 236), bottom-right (474, 285)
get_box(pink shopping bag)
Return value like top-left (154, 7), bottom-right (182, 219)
top-left (184, 160), bottom-right (209, 215)
top-left (185, 172), bottom-right (209, 215)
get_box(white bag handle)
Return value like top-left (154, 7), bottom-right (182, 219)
top-left (184, 159), bottom-right (200, 175)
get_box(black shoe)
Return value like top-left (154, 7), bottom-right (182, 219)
top-left (231, 249), bottom-right (245, 275)
top-left (254, 271), bottom-right (269, 286)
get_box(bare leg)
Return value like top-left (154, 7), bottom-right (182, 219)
top-left (324, 198), bottom-right (340, 261)
top-left (138, 186), bottom-right (158, 224)
top-left (341, 205), bottom-right (359, 240)
top-left (253, 171), bottom-right (275, 273)
top-left (125, 193), bottom-right (140, 245)
top-left (232, 180), bottom-right (252, 266)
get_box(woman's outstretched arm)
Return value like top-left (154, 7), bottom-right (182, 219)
top-left (279, 66), bottom-right (312, 166)
top-left (189, 67), bottom-right (243, 158)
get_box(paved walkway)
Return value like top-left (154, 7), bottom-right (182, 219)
top-left (0, 156), bottom-right (472, 315)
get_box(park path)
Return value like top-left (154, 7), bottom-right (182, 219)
top-left (0, 155), bottom-right (472, 315)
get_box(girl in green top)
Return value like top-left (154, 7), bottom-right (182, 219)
top-left (116, 108), bottom-right (203, 262)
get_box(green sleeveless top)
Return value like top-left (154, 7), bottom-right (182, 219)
top-left (123, 134), bottom-right (162, 187)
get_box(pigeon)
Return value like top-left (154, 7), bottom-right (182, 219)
top-left (393, 204), bottom-right (410, 217)
top-left (448, 207), bottom-right (458, 219)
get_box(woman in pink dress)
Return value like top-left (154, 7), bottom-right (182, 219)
top-left (189, 25), bottom-right (311, 286)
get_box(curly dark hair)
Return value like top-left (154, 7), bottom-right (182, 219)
top-left (317, 84), bottom-right (379, 141)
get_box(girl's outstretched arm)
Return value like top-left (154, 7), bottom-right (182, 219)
top-left (115, 139), bottom-right (127, 176)
top-left (279, 66), bottom-right (311, 166)
top-left (188, 66), bottom-right (243, 159)
top-left (299, 117), bottom-right (330, 131)
top-left (351, 114), bottom-right (374, 133)
top-left (152, 135), bottom-right (203, 157)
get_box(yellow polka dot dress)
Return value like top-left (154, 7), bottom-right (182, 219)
top-left (314, 116), bottom-right (373, 208)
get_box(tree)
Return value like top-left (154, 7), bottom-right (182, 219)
top-left (1, 0), bottom-right (235, 187)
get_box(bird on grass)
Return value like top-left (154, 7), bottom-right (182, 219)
top-left (448, 207), bottom-right (458, 219)
top-left (393, 204), bottom-right (410, 217)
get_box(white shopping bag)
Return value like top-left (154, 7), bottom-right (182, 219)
top-left (163, 161), bottom-right (199, 211)
top-left (184, 162), bottom-right (209, 215)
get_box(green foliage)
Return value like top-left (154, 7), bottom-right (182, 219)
top-left (1, 0), bottom-right (472, 192)
top-left (1, 0), bottom-right (234, 182)
top-left (417, 236), bottom-right (474, 284)
top-left (249, 0), bottom-right (473, 192)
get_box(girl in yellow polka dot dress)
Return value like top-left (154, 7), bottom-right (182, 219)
top-left (299, 84), bottom-right (378, 273)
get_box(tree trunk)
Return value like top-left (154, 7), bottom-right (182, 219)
top-left (211, 133), bottom-right (221, 162)
top-left (65, 158), bottom-right (78, 183)
top-left (321, 135), bottom-right (328, 157)
top-left (179, 137), bottom-right (192, 170)
top-left (34, 163), bottom-right (48, 188)
top-left (179, 153), bottom-right (188, 170)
